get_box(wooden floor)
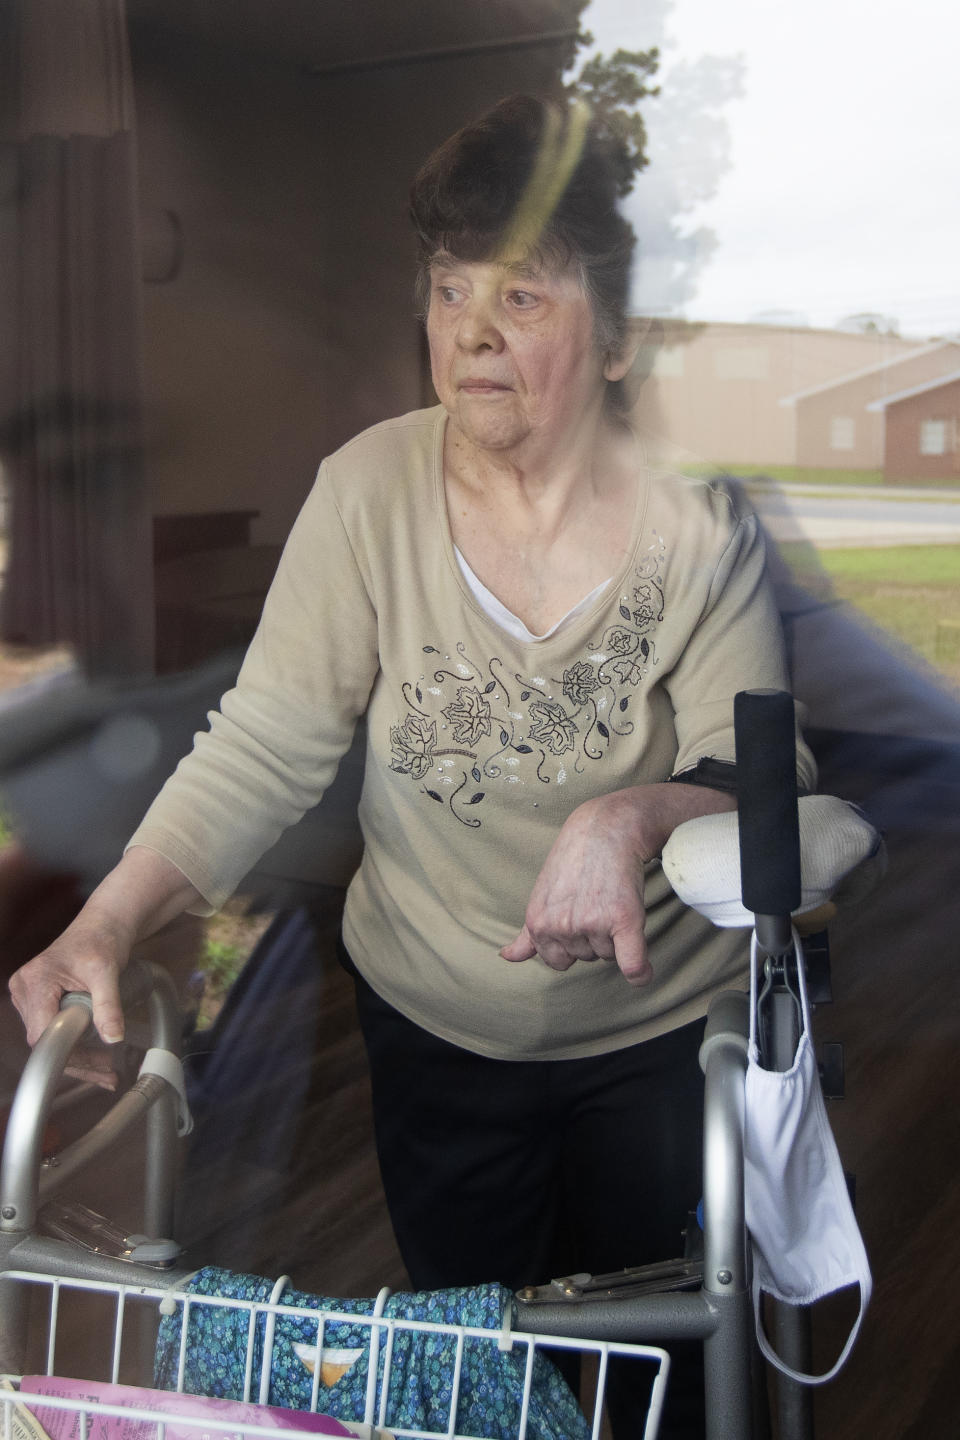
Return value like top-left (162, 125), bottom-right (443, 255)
top-left (803, 821), bottom-right (960, 1439)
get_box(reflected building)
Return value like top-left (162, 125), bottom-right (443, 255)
top-left (631, 319), bottom-right (931, 476)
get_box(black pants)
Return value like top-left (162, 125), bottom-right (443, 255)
top-left (339, 939), bottom-right (707, 1438)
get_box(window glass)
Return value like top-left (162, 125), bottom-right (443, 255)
top-left (920, 420), bottom-right (948, 456)
top-left (830, 417), bottom-right (856, 451)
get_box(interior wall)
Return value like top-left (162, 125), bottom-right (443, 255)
top-left (130, 19), bottom-right (572, 545)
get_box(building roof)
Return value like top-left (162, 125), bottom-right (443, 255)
top-left (866, 367), bottom-right (960, 411)
top-left (778, 339), bottom-right (958, 406)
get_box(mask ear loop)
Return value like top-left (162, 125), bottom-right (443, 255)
top-left (754, 953), bottom-right (773, 1064)
top-left (783, 943), bottom-right (805, 1023)
top-left (752, 930), bottom-right (808, 1069)
top-left (790, 928), bottom-right (813, 1041)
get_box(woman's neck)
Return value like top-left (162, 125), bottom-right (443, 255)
top-left (442, 410), bottom-right (641, 635)
top-left (444, 408), bottom-right (630, 529)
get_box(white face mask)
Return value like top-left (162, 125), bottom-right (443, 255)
top-left (743, 932), bottom-right (872, 1385)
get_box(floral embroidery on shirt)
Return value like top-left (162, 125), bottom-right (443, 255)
top-left (528, 699), bottom-right (579, 756)
top-left (442, 685), bottom-right (493, 745)
top-left (389, 714), bottom-right (438, 778)
top-left (561, 661), bottom-right (599, 707)
top-left (389, 537), bottom-right (666, 825)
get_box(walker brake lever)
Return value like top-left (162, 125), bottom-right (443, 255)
top-left (516, 1255), bottom-right (704, 1305)
top-left (38, 1199), bottom-right (181, 1267)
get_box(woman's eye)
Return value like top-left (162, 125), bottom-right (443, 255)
top-left (508, 290), bottom-right (539, 308)
top-left (436, 285), bottom-right (460, 304)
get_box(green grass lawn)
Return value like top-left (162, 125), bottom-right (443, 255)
top-left (682, 461), bottom-right (960, 492)
top-left (682, 462), bottom-right (885, 487)
top-left (196, 898), bottom-right (274, 1027)
top-left (779, 542), bottom-right (960, 687)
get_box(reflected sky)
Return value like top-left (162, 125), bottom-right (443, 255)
top-left (583, 0), bottom-right (960, 336)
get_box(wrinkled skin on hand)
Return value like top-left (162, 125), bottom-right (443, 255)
top-left (9, 916), bottom-right (129, 1089)
top-left (8, 845), bottom-right (201, 1088)
top-left (501, 783), bottom-right (737, 985)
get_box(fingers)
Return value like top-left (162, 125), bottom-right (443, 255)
top-left (524, 935), bottom-right (579, 972)
top-left (502, 790), bottom-right (662, 983)
top-left (583, 930), bottom-right (618, 963)
top-left (500, 926), bottom-right (538, 963)
top-left (9, 970), bottom-right (63, 1048)
top-left (87, 969), bottom-right (125, 1045)
top-left (501, 923), bottom-right (650, 983)
top-left (609, 924), bottom-right (654, 987)
top-left (502, 926), bottom-right (592, 970)
top-left (9, 946), bottom-right (126, 1048)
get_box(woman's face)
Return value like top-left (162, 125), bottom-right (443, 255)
top-left (426, 253), bottom-right (623, 456)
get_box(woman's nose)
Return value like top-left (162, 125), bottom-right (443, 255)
top-left (456, 299), bottom-right (504, 352)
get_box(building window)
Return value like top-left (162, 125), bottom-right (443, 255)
top-left (919, 419), bottom-right (948, 456)
top-left (830, 416), bottom-right (856, 451)
top-left (714, 346), bottom-right (769, 380)
top-left (653, 347), bottom-right (685, 378)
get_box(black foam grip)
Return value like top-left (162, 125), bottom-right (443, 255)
top-left (734, 689), bottom-right (801, 915)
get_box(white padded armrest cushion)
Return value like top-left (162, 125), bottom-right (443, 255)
top-left (661, 794), bottom-right (883, 928)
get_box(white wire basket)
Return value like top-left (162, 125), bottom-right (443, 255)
top-left (0, 1271), bottom-right (670, 1440)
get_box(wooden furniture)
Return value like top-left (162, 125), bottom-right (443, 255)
top-left (153, 512), bottom-right (280, 673)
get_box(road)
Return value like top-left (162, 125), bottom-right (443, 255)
top-left (746, 482), bottom-right (960, 548)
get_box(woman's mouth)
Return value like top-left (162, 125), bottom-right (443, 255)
top-left (459, 379), bottom-right (511, 394)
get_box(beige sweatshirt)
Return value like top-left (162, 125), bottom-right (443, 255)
top-left (130, 406), bottom-right (815, 1060)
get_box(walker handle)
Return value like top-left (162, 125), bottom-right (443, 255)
top-left (734, 689), bottom-right (801, 920)
top-left (59, 953), bottom-right (158, 1022)
top-left (1, 960), bottom-right (182, 1238)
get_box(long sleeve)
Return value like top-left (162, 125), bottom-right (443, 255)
top-left (128, 465), bottom-right (379, 909)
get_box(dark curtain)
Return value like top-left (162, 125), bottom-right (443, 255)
top-left (0, 0), bottom-right (153, 675)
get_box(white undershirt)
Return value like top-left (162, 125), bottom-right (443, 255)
top-left (454, 545), bottom-right (612, 643)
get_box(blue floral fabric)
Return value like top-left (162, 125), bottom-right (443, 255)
top-left (154, 1267), bottom-right (588, 1439)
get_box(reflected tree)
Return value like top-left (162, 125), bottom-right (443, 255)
top-left (567, 2), bottom-right (745, 316)
top-left (565, 41), bottom-right (660, 194)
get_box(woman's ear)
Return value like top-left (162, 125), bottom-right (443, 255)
top-left (602, 318), bottom-right (647, 383)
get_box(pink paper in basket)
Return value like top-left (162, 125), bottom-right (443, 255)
top-left (19, 1378), bottom-right (358, 1440)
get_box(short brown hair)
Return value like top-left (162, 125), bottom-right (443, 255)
top-left (410, 94), bottom-right (636, 363)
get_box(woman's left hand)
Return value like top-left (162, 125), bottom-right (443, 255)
top-left (500, 783), bottom-right (737, 985)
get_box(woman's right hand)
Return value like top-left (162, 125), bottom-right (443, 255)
top-left (7, 845), bottom-right (203, 1088)
top-left (8, 913), bottom-right (131, 1088)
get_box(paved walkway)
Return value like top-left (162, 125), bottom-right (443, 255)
top-left (747, 480), bottom-right (960, 502)
top-left (760, 513), bottom-right (960, 548)
top-left (746, 480), bottom-right (960, 549)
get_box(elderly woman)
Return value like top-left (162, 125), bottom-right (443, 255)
top-left (11, 96), bottom-right (814, 1436)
